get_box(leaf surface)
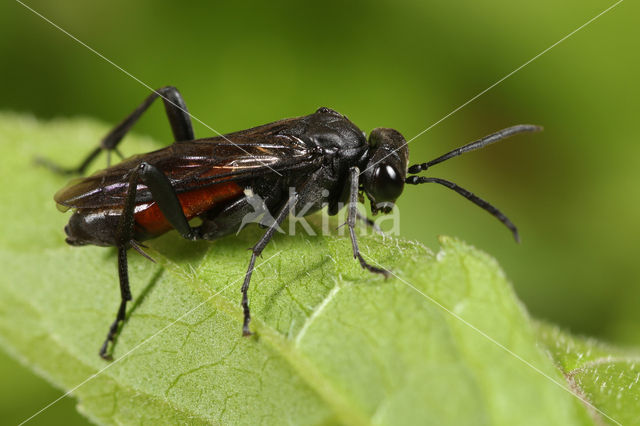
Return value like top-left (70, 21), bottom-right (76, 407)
top-left (0, 114), bottom-right (636, 425)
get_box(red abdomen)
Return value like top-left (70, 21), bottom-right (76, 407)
top-left (134, 182), bottom-right (243, 236)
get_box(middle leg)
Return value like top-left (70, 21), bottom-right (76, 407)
top-left (241, 192), bottom-right (299, 336)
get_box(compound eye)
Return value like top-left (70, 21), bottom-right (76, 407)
top-left (372, 164), bottom-right (404, 202)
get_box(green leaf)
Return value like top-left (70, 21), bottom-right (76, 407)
top-left (538, 323), bottom-right (640, 425)
top-left (0, 113), bottom-right (636, 425)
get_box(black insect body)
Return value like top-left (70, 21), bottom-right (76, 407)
top-left (47, 86), bottom-right (541, 359)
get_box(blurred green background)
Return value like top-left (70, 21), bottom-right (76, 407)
top-left (0, 0), bottom-right (637, 424)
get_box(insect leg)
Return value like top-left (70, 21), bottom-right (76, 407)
top-left (355, 211), bottom-right (385, 236)
top-left (99, 161), bottom-right (198, 359)
top-left (134, 162), bottom-right (200, 240)
top-left (347, 166), bottom-right (390, 277)
top-left (38, 86), bottom-right (195, 175)
top-left (99, 246), bottom-right (132, 360)
top-left (241, 193), bottom-right (298, 336)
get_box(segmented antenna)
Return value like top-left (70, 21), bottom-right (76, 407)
top-left (408, 124), bottom-right (542, 174)
top-left (406, 176), bottom-right (519, 242)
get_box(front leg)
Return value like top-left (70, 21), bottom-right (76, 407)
top-left (241, 192), bottom-right (298, 336)
top-left (347, 166), bottom-right (390, 277)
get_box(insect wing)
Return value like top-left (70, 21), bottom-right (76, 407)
top-left (54, 133), bottom-right (318, 209)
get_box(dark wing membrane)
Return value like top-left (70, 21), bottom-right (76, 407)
top-left (55, 132), bottom-right (320, 209)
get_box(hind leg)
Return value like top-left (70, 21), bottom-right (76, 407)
top-left (37, 86), bottom-right (194, 175)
